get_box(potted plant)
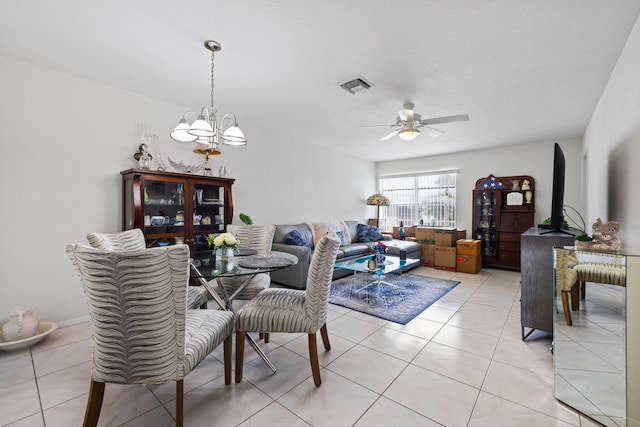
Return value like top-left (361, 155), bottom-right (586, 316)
top-left (239, 213), bottom-right (253, 225)
top-left (574, 233), bottom-right (594, 249)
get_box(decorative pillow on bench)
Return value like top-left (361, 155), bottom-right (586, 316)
top-left (357, 223), bottom-right (384, 242)
top-left (284, 229), bottom-right (309, 247)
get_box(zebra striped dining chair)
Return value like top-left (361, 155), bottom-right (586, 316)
top-left (66, 243), bottom-right (234, 427)
top-left (86, 229), bottom-right (210, 309)
top-left (234, 235), bottom-right (340, 386)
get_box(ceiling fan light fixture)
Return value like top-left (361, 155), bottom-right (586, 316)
top-left (398, 128), bottom-right (420, 141)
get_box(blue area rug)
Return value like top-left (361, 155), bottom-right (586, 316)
top-left (329, 273), bottom-right (460, 324)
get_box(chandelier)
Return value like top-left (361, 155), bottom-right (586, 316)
top-left (170, 40), bottom-right (246, 173)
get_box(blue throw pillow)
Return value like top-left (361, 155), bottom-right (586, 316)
top-left (334, 230), bottom-right (346, 246)
top-left (357, 223), bottom-right (384, 242)
top-left (284, 229), bottom-right (308, 247)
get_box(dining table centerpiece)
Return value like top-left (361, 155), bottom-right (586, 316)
top-left (208, 232), bottom-right (239, 271)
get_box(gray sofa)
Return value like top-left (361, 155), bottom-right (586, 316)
top-left (270, 220), bottom-right (421, 289)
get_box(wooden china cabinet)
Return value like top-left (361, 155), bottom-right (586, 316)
top-left (121, 169), bottom-right (234, 254)
top-left (472, 174), bottom-right (534, 270)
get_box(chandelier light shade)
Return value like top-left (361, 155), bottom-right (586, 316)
top-left (366, 193), bottom-right (390, 227)
top-left (398, 128), bottom-right (420, 141)
top-left (170, 40), bottom-right (247, 162)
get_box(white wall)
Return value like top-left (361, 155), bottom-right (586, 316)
top-left (583, 14), bottom-right (640, 249)
top-left (0, 56), bottom-right (375, 325)
top-left (376, 138), bottom-right (585, 235)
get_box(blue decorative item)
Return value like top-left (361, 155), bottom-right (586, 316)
top-left (357, 223), bottom-right (384, 242)
top-left (373, 241), bottom-right (386, 264)
top-left (334, 230), bottom-right (346, 245)
top-left (284, 229), bottom-right (308, 247)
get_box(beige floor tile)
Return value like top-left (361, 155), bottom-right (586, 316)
top-left (177, 380), bottom-right (274, 426)
top-left (412, 341), bottom-right (491, 388)
top-left (0, 379), bottom-right (41, 425)
top-left (42, 394), bottom-right (87, 427)
top-left (469, 391), bottom-right (577, 426)
top-left (32, 339), bottom-right (91, 377)
top-left (31, 322), bottom-right (91, 354)
top-left (385, 316), bottom-right (444, 340)
top-left (492, 335), bottom-right (554, 378)
top-left (148, 355), bottom-right (227, 403)
top-left (431, 324), bottom-right (499, 359)
top-left (417, 304), bottom-right (456, 324)
top-left (283, 332), bottom-right (355, 367)
top-left (326, 345), bottom-right (408, 393)
top-left (119, 406), bottom-right (175, 427)
top-left (238, 401), bottom-right (309, 427)
top-left (353, 396), bottom-right (441, 426)
top-left (37, 361), bottom-right (90, 410)
top-left (326, 315), bottom-right (383, 343)
top-left (0, 355), bottom-right (35, 388)
top-left (2, 412), bottom-right (44, 427)
top-left (359, 327), bottom-right (428, 361)
top-left (241, 346), bottom-right (316, 399)
top-left (278, 369), bottom-right (378, 427)
top-left (384, 363), bottom-right (479, 426)
top-left (482, 360), bottom-right (580, 425)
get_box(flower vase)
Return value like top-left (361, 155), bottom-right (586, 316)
top-left (375, 251), bottom-right (385, 264)
top-left (215, 247), bottom-right (235, 272)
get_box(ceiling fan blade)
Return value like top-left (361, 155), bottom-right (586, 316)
top-left (419, 114), bottom-right (469, 126)
top-left (356, 124), bottom-right (396, 128)
top-left (423, 126), bottom-right (444, 137)
top-left (380, 129), bottom-right (401, 141)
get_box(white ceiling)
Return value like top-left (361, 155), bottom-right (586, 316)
top-left (2, 1), bottom-right (639, 162)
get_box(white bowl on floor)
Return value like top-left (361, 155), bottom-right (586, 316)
top-left (0, 321), bottom-right (58, 351)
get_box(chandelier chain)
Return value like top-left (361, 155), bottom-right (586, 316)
top-left (210, 47), bottom-right (217, 116)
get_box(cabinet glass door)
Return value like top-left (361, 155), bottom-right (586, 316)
top-left (143, 179), bottom-right (186, 247)
top-left (475, 191), bottom-right (497, 256)
top-left (192, 182), bottom-right (226, 253)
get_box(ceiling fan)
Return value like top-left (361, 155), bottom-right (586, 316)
top-left (361, 102), bottom-right (469, 141)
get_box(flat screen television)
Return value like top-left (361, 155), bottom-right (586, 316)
top-left (539, 142), bottom-right (571, 234)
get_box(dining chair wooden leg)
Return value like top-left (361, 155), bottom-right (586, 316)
top-left (308, 332), bottom-right (321, 386)
top-left (570, 281), bottom-right (580, 310)
top-left (320, 323), bottom-right (331, 351)
top-left (176, 380), bottom-right (184, 427)
top-left (561, 290), bottom-right (573, 326)
top-left (223, 335), bottom-right (232, 385)
top-left (83, 380), bottom-right (105, 427)
top-left (235, 331), bottom-right (245, 383)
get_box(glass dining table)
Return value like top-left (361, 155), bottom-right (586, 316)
top-left (189, 249), bottom-right (298, 373)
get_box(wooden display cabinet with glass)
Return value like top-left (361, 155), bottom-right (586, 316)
top-left (472, 174), bottom-right (534, 270)
top-left (121, 169), bottom-right (234, 253)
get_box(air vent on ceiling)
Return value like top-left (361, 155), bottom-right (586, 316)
top-left (340, 77), bottom-right (372, 95)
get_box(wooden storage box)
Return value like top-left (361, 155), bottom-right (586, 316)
top-left (456, 229), bottom-right (467, 240)
top-left (456, 239), bottom-right (481, 256)
top-left (420, 244), bottom-right (435, 267)
top-left (435, 229), bottom-right (457, 247)
top-left (457, 254), bottom-right (482, 274)
top-left (434, 246), bottom-right (457, 270)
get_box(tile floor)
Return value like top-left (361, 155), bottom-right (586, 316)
top-left (0, 266), bottom-right (603, 426)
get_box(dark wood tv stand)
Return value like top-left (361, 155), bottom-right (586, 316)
top-left (520, 227), bottom-right (578, 340)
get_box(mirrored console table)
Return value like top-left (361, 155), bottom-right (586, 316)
top-left (553, 246), bottom-right (639, 427)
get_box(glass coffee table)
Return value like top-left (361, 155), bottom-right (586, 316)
top-left (335, 255), bottom-right (420, 298)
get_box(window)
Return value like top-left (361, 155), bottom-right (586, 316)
top-left (378, 172), bottom-right (456, 231)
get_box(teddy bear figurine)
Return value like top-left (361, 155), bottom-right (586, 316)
top-left (590, 218), bottom-right (622, 251)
